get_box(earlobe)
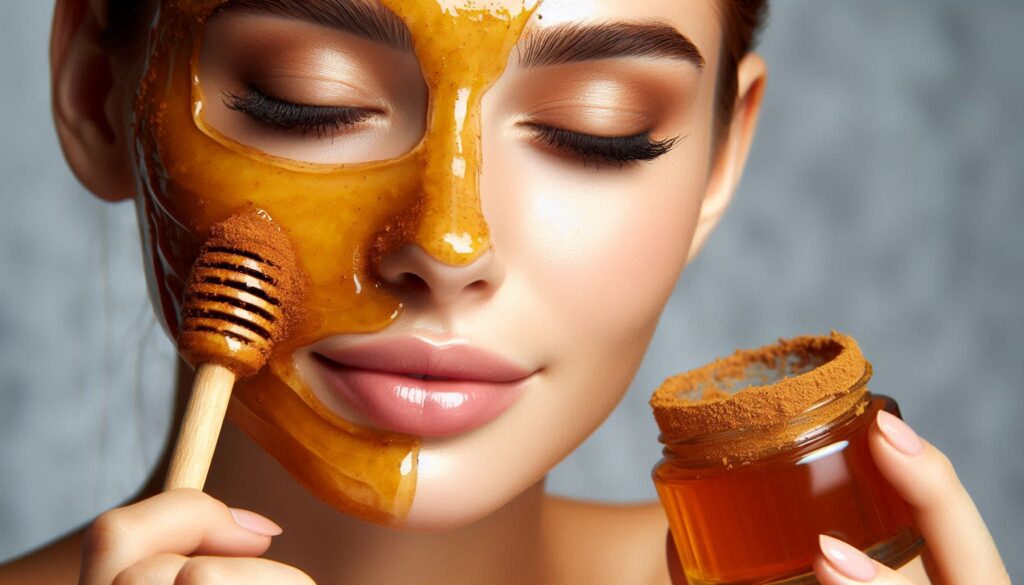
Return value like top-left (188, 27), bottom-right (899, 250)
top-left (51, 0), bottom-right (136, 202)
top-left (687, 53), bottom-right (767, 263)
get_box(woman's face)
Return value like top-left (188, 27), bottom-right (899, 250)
top-left (127, 0), bottom-right (747, 529)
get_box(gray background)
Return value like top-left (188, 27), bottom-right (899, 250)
top-left (2, 0), bottom-right (1021, 579)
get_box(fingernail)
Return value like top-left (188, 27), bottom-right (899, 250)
top-left (229, 508), bottom-right (283, 537)
top-left (876, 410), bottom-right (924, 456)
top-left (819, 534), bottom-right (878, 582)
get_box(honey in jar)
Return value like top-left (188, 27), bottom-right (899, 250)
top-left (650, 332), bottom-right (923, 584)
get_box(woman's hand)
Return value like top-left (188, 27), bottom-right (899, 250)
top-left (666, 410), bottom-right (1011, 585)
top-left (79, 489), bottom-right (314, 585)
top-left (812, 410), bottom-right (1009, 584)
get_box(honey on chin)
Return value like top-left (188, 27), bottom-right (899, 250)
top-left (650, 333), bottom-right (923, 584)
top-left (134, 0), bottom-right (538, 525)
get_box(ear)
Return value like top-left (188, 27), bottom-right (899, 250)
top-left (51, 0), bottom-right (136, 202)
top-left (686, 52), bottom-right (767, 263)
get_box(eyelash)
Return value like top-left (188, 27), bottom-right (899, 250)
top-left (524, 123), bottom-right (678, 167)
top-left (223, 86), bottom-right (677, 165)
top-left (223, 85), bottom-right (375, 137)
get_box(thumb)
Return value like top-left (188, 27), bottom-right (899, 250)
top-left (813, 535), bottom-right (915, 585)
top-left (81, 489), bottom-right (281, 585)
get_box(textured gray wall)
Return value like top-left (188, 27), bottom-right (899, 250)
top-left (2, 0), bottom-right (1021, 579)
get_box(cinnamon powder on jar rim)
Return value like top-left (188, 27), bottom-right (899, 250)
top-left (650, 331), bottom-right (870, 464)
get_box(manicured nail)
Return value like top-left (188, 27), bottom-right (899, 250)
top-left (229, 508), bottom-right (283, 536)
top-left (819, 534), bottom-right (877, 582)
top-left (876, 410), bottom-right (924, 456)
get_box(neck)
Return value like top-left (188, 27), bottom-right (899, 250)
top-left (169, 361), bottom-right (549, 585)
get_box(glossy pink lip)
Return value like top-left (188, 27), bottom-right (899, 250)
top-left (312, 337), bottom-right (533, 437)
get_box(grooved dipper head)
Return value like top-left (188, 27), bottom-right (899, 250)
top-left (177, 210), bottom-right (300, 377)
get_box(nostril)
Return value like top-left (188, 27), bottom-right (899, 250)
top-left (391, 272), bottom-right (430, 293)
top-left (465, 279), bottom-right (490, 294)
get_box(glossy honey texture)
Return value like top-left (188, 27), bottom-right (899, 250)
top-left (134, 0), bottom-right (538, 525)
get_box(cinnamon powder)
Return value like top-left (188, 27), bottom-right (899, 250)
top-left (202, 209), bottom-right (305, 341)
top-left (650, 332), bottom-right (870, 463)
top-left (177, 210), bottom-right (306, 375)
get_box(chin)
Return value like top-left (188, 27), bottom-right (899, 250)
top-left (402, 493), bottom-right (504, 531)
top-left (401, 441), bottom-right (545, 531)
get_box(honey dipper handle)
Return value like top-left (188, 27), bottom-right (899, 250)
top-left (164, 363), bottom-right (238, 491)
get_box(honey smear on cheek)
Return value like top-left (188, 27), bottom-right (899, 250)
top-left (134, 0), bottom-right (539, 525)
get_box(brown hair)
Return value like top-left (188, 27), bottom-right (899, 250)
top-left (103, 0), bottom-right (767, 137)
top-left (716, 0), bottom-right (769, 139)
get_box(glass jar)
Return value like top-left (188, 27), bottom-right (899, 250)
top-left (651, 333), bottom-right (923, 584)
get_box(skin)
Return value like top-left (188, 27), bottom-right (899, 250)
top-left (0, 0), bottom-right (1009, 583)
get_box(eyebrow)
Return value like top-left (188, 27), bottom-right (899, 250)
top-left (517, 22), bottom-right (706, 69)
top-left (215, 2), bottom-right (704, 71)
top-left (218, 0), bottom-right (413, 52)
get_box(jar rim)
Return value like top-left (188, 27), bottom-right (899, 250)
top-left (650, 331), bottom-right (869, 450)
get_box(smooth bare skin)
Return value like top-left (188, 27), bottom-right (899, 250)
top-left (0, 0), bottom-right (1008, 584)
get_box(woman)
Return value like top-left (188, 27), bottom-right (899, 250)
top-left (0, 0), bottom-right (1009, 583)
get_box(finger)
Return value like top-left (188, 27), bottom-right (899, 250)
top-left (813, 534), bottom-right (915, 585)
top-left (665, 530), bottom-right (688, 585)
top-left (112, 553), bottom-right (188, 585)
top-left (174, 556), bottom-right (316, 585)
top-left (112, 555), bottom-right (315, 585)
top-left (869, 411), bottom-right (1010, 585)
top-left (81, 489), bottom-right (282, 585)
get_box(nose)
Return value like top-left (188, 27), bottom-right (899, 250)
top-left (377, 244), bottom-right (505, 306)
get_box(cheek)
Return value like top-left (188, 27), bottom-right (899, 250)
top-left (483, 143), bottom-right (709, 360)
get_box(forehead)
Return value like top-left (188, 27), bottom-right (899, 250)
top-left (529, 0), bottom-right (722, 51)
top-left (191, 0), bottom-right (723, 62)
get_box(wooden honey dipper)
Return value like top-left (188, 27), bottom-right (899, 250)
top-left (165, 210), bottom-right (299, 491)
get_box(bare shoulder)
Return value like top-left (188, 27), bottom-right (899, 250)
top-left (542, 495), bottom-right (671, 585)
top-left (0, 529), bottom-right (83, 585)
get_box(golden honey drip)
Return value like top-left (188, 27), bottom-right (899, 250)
top-left (134, 0), bottom-right (538, 525)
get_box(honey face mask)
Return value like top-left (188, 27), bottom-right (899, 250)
top-left (134, 0), bottom-right (538, 525)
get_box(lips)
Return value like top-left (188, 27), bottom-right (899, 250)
top-left (311, 337), bottom-right (533, 437)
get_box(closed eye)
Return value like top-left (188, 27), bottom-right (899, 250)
top-left (523, 123), bottom-right (678, 167)
top-left (222, 85), bottom-right (379, 137)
